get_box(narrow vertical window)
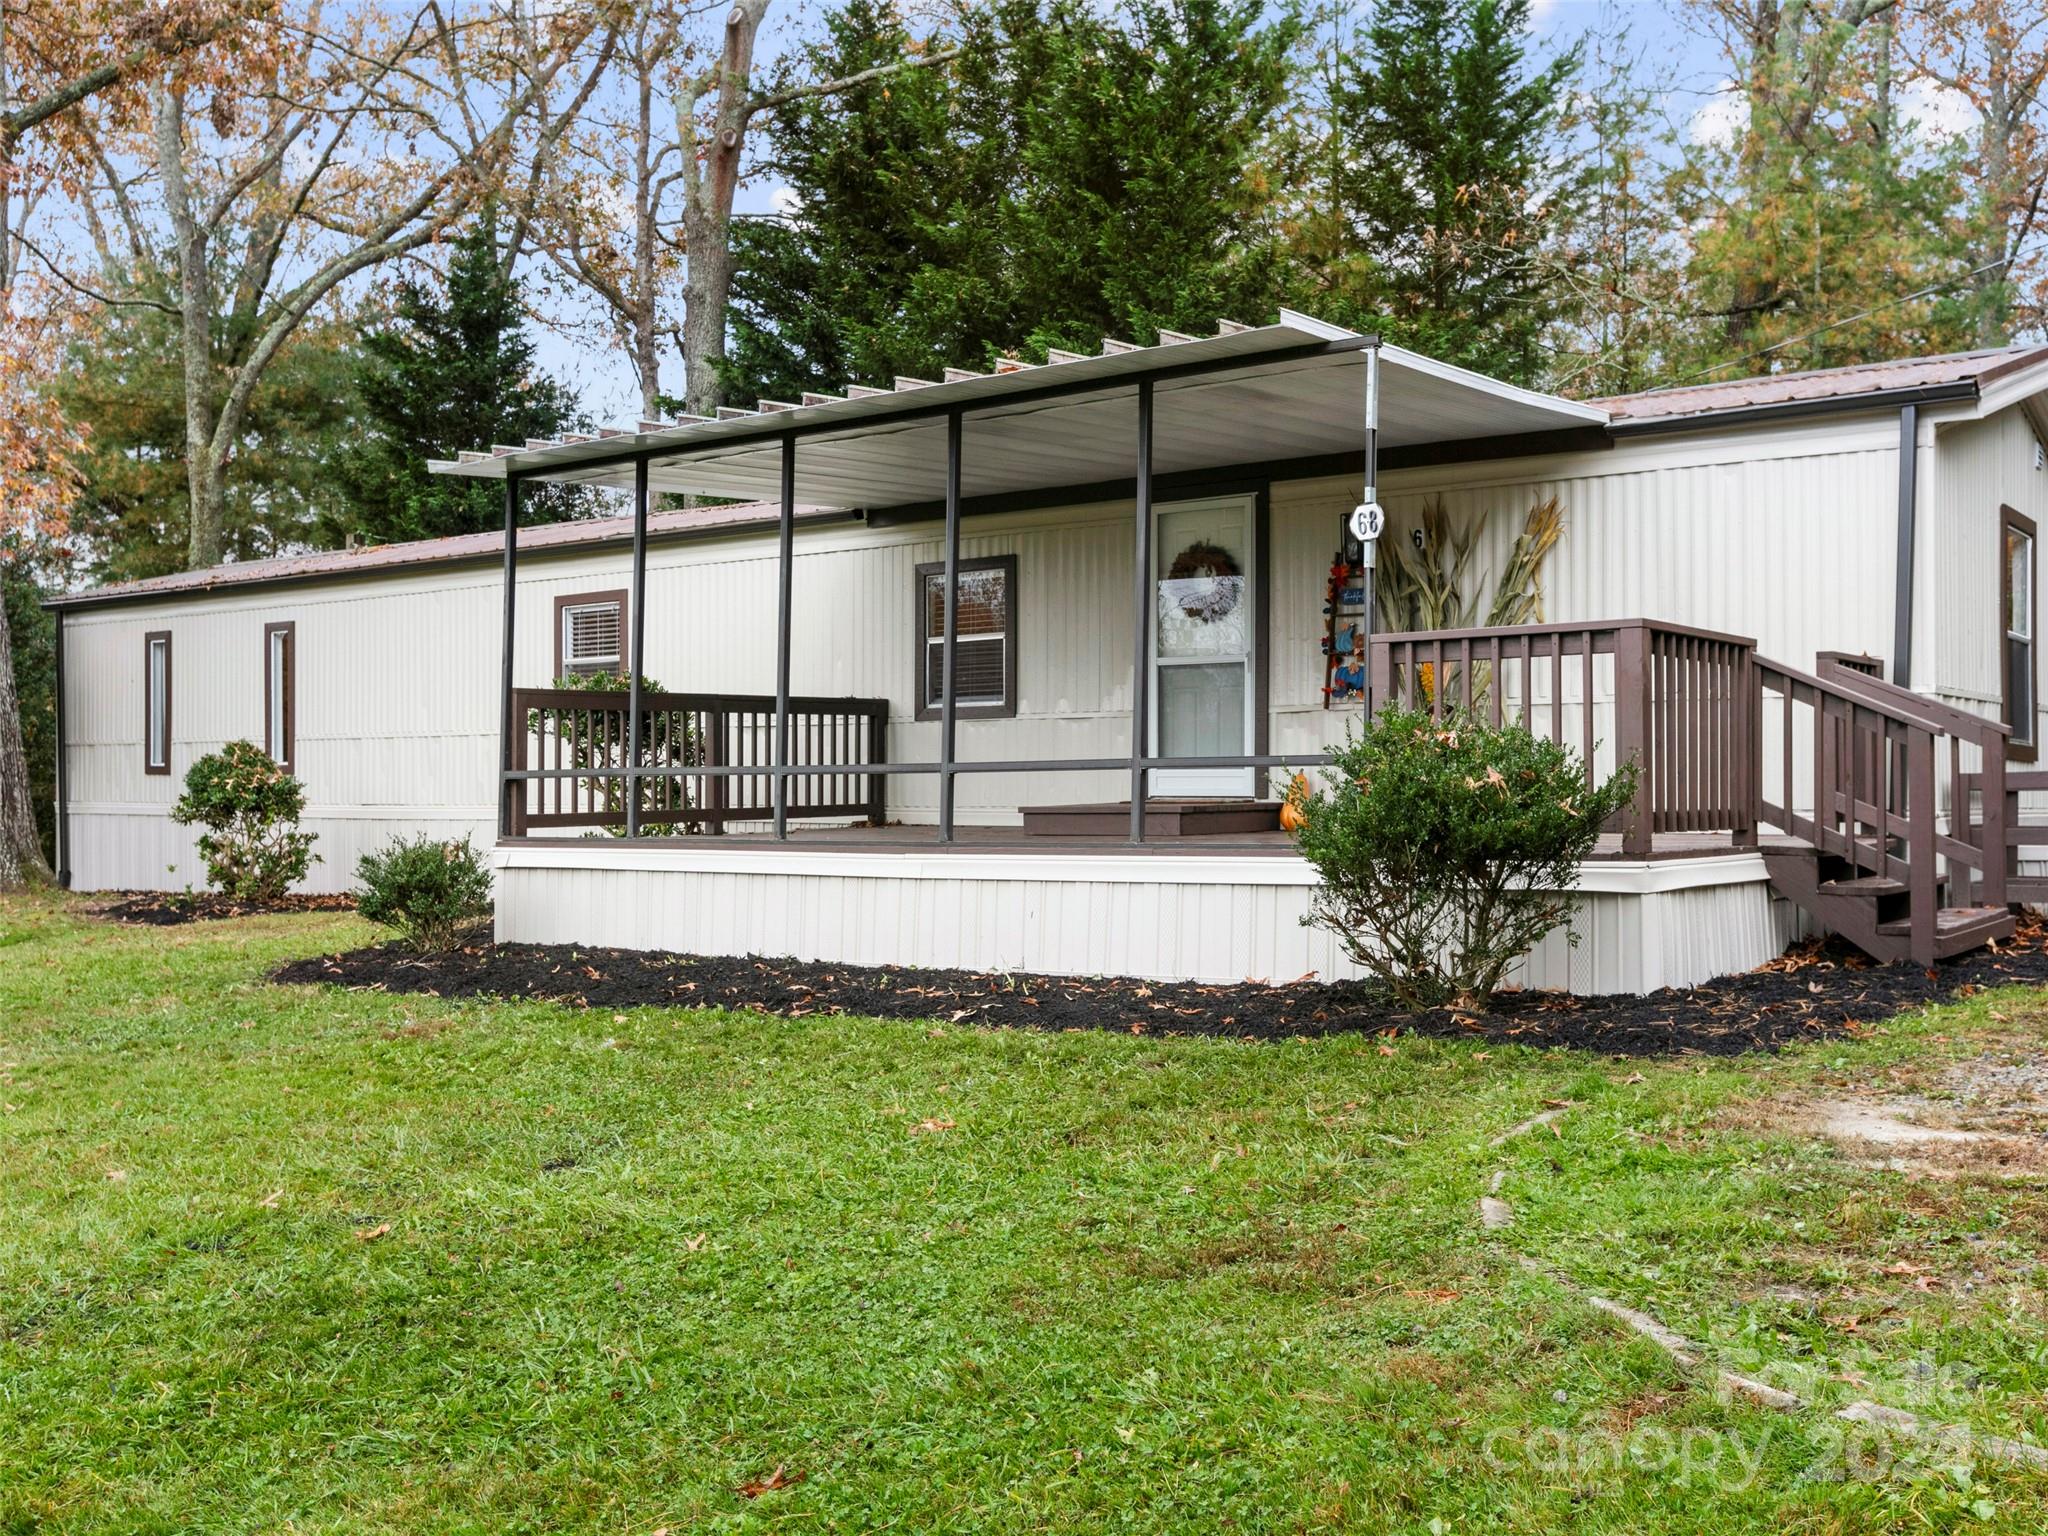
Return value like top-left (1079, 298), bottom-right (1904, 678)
top-left (144, 631), bottom-right (172, 775)
top-left (265, 621), bottom-right (296, 771)
top-left (2004, 508), bottom-right (2037, 759)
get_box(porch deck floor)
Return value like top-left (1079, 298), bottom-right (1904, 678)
top-left (518, 824), bottom-right (1798, 861)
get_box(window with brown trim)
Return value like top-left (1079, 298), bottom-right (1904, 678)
top-left (554, 589), bottom-right (628, 678)
top-left (2003, 506), bottom-right (2037, 761)
top-left (914, 555), bottom-right (1017, 721)
top-left (143, 630), bottom-right (172, 775)
top-left (265, 621), bottom-right (296, 771)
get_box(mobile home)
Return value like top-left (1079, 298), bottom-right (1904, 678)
top-left (50, 318), bottom-right (2048, 992)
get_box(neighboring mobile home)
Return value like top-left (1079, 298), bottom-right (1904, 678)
top-left (48, 317), bottom-right (2048, 992)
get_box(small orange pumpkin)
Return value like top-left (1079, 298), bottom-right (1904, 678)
top-left (1279, 771), bottom-right (1311, 833)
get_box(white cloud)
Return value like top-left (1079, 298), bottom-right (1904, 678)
top-left (1689, 78), bottom-right (1747, 150)
top-left (1899, 77), bottom-right (1979, 141)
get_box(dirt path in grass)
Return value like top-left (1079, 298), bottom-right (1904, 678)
top-left (1477, 1040), bottom-right (2048, 1467)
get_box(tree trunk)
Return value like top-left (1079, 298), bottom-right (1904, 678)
top-left (0, 597), bottom-right (51, 888)
top-left (679, 1), bottom-right (769, 417)
top-left (1975, 30), bottom-right (2017, 348)
top-left (152, 79), bottom-right (225, 569)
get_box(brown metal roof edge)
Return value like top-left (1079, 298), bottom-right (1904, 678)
top-left (1604, 379), bottom-right (1986, 436)
top-left (46, 504), bottom-right (857, 613)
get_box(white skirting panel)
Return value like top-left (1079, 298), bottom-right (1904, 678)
top-left (494, 845), bottom-right (1800, 996)
top-left (67, 806), bottom-right (495, 895)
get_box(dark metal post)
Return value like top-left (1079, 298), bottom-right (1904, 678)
top-left (1360, 342), bottom-right (1381, 684)
top-left (497, 473), bottom-right (521, 839)
top-left (773, 435), bottom-right (796, 839)
top-left (52, 605), bottom-right (69, 888)
top-left (1129, 379), bottom-right (1154, 843)
top-left (1892, 403), bottom-right (1919, 687)
top-left (939, 409), bottom-right (963, 842)
top-left (625, 456), bottom-right (650, 838)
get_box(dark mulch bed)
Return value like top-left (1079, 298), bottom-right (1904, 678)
top-left (98, 891), bottom-right (357, 926)
top-left (270, 917), bottom-right (2048, 1056)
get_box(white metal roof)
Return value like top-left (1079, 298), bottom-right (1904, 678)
top-left (428, 314), bottom-right (1609, 510)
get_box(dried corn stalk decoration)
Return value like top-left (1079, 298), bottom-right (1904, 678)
top-left (1373, 496), bottom-right (1566, 709)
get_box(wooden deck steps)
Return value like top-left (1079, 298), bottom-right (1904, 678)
top-left (1763, 844), bottom-right (2014, 965)
top-left (1019, 800), bottom-right (1283, 839)
top-left (1875, 906), bottom-right (2014, 946)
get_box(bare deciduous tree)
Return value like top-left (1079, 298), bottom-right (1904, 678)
top-left (0, 0), bottom-right (263, 887)
top-left (52, 1), bottom-right (621, 569)
top-left (533, 0), bottom-right (958, 419)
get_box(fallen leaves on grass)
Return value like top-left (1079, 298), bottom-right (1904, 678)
top-left (738, 1464), bottom-right (802, 1498)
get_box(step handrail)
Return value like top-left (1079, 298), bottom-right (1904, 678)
top-left (1806, 660), bottom-right (2008, 915)
top-left (1758, 654), bottom-right (1986, 742)
top-left (1812, 657), bottom-right (2012, 749)
top-left (1754, 654), bottom-right (2008, 961)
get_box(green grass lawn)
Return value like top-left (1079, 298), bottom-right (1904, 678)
top-left (4, 889), bottom-right (2048, 1533)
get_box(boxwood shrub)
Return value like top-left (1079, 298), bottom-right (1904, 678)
top-left (1291, 707), bottom-right (1636, 1007)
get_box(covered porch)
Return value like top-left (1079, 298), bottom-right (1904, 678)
top-left (446, 314), bottom-right (1630, 850)
top-left (432, 315), bottom-right (2020, 988)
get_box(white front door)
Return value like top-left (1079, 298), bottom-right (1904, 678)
top-left (1150, 494), bottom-right (1257, 798)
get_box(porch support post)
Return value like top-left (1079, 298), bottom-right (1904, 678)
top-left (1359, 341), bottom-right (1381, 708)
top-left (1129, 378), bottom-right (1154, 843)
top-left (773, 434), bottom-right (796, 839)
top-left (939, 408), bottom-right (963, 843)
top-left (497, 472), bottom-right (522, 840)
top-left (625, 456), bottom-right (650, 839)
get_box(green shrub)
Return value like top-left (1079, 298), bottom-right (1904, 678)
top-left (356, 836), bottom-right (494, 952)
top-left (171, 741), bottom-right (319, 899)
top-left (1291, 707), bottom-right (1637, 1007)
top-left (531, 671), bottom-right (700, 835)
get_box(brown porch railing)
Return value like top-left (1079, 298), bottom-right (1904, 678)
top-left (508, 688), bottom-right (888, 834)
top-left (1761, 657), bottom-right (2008, 931)
top-left (1367, 618), bottom-right (1757, 854)
top-left (1960, 767), bottom-right (2040, 904)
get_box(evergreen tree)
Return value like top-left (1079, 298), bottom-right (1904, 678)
top-left (998, 0), bottom-right (1299, 355)
top-left (1667, 1), bottom-right (1977, 378)
top-left (1317, 0), bottom-right (1580, 384)
top-left (55, 298), bottom-right (359, 582)
top-left (1539, 25), bottom-right (1694, 396)
top-left (723, 0), bottom-right (1299, 405)
top-left (340, 209), bottom-right (591, 545)
top-left (722, 0), bottom-right (983, 404)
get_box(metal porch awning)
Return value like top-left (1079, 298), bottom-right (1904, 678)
top-left (429, 313), bottom-right (1609, 510)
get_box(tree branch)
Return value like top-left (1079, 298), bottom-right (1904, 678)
top-left (744, 44), bottom-right (963, 120)
top-left (11, 229), bottom-right (180, 313)
top-left (0, 5), bottom-right (259, 151)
